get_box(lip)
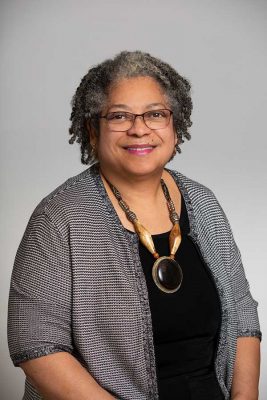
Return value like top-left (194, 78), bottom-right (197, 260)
top-left (123, 145), bottom-right (156, 156)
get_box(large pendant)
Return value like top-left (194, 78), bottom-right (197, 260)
top-left (152, 256), bottom-right (183, 293)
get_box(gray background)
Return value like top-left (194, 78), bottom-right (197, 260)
top-left (1, 0), bottom-right (266, 398)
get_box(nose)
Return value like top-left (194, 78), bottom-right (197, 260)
top-left (127, 115), bottom-right (151, 137)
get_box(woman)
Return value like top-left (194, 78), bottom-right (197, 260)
top-left (8, 51), bottom-right (261, 400)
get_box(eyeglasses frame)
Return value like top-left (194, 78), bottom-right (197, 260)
top-left (96, 109), bottom-right (173, 131)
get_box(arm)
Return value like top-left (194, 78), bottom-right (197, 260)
top-left (20, 352), bottom-right (116, 400)
top-left (231, 337), bottom-right (260, 400)
top-left (225, 213), bottom-right (261, 399)
top-left (229, 238), bottom-right (261, 399)
top-left (209, 190), bottom-right (262, 398)
top-left (8, 212), bottom-right (117, 399)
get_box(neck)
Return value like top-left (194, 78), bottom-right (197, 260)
top-left (99, 165), bottom-right (168, 205)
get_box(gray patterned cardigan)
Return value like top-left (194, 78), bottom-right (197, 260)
top-left (8, 165), bottom-right (261, 400)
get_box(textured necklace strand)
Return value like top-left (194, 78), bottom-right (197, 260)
top-left (106, 177), bottom-right (183, 294)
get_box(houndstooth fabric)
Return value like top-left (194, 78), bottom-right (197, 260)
top-left (7, 164), bottom-right (261, 400)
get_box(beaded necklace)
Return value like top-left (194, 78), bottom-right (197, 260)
top-left (106, 177), bottom-right (183, 293)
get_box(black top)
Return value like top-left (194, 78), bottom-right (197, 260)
top-left (138, 194), bottom-right (224, 400)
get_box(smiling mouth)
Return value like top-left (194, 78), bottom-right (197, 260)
top-left (123, 145), bottom-right (156, 155)
top-left (123, 144), bottom-right (156, 150)
top-left (126, 146), bottom-right (154, 150)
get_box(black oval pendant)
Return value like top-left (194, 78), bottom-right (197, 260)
top-left (152, 256), bottom-right (183, 293)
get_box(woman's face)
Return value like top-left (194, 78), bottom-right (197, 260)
top-left (92, 76), bottom-right (177, 180)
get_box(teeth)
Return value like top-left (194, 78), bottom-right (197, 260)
top-left (127, 147), bottom-right (153, 150)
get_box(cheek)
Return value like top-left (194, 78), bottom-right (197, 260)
top-left (97, 132), bottom-right (118, 157)
top-left (165, 129), bottom-right (177, 146)
top-left (163, 122), bottom-right (176, 139)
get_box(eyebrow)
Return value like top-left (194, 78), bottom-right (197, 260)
top-left (107, 103), bottom-right (167, 112)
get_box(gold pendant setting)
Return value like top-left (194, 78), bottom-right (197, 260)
top-left (152, 256), bottom-right (183, 293)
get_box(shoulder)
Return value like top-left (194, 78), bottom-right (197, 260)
top-left (34, 167), bottom-right (92, 212)
top-left (30, 165), bottom-right (100, 227)
top-left (167, 167), bottom-right (217, 201)
top-left (167, 168), bottom-right (231, 228)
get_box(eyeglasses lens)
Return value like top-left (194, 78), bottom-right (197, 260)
top-left (105, 110), bottom-right (171, 131)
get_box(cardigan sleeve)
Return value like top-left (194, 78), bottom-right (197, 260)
top-left (7, 211), bottom-right (73, 366)
top-left (229, 233), bottom-right (262, 341)
top-left (209, 186), bottom-right (262, 341)
top-left (203, 184), bottom-right (262, 342)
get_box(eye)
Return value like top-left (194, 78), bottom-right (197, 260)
top-left (106, 112), bottom-right (130, 121)
top-left (146, 110), bottom-right (168, 119)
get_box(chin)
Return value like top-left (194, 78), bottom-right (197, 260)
top-left (122, 161), bottom-right (167, 178)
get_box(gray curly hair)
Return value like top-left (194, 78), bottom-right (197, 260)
top-left (69, 50), bottom-right (193, 164)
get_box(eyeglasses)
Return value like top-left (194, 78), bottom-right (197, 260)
top-left (97, 109), bottom-right (173, 131)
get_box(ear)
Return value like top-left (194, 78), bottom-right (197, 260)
top-left (174, 129), bottom-right (178, 146)
top-left (86, 120), bottom-right (98, 148)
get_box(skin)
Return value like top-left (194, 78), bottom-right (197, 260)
top-left (20, 352), bottom-right (116, 400)
top-left (231, 337), bottom-right (260, 400)
top-left (20, 76), bottom-right (260, 399)
top-left (90, 76), bottom-right (182, 234)
top-left (94, 76), bottom-right (177, 181)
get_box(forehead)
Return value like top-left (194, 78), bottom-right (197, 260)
top-left (106, 76), bottom-right (168, 110)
